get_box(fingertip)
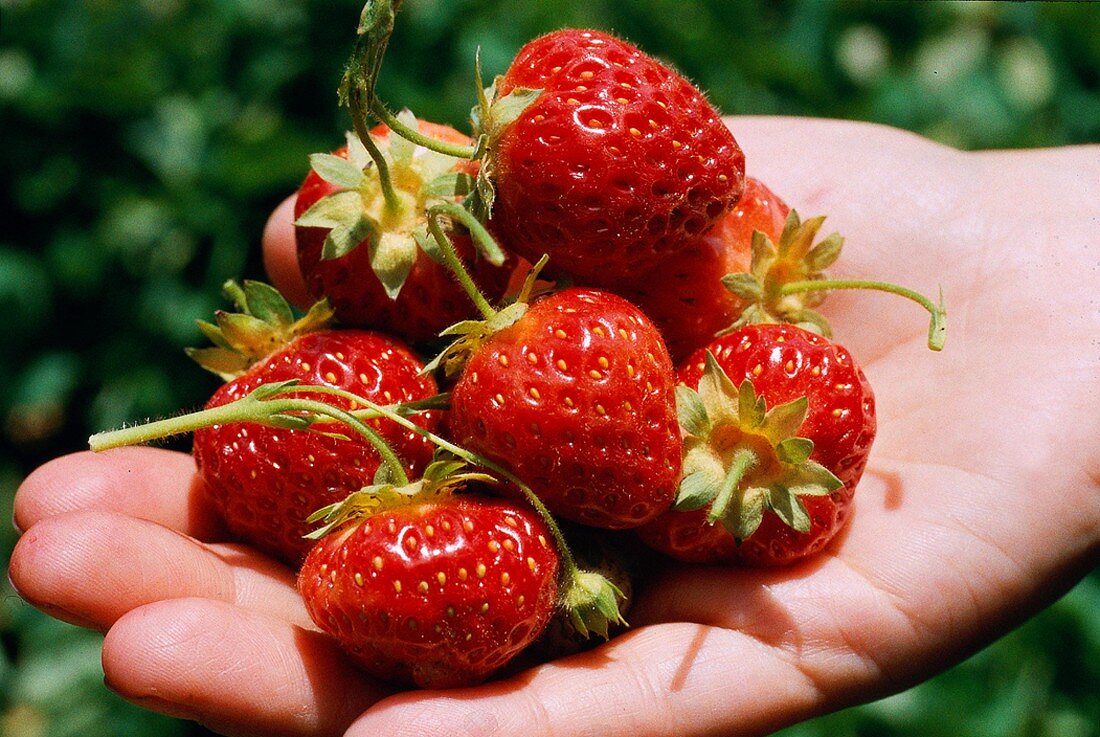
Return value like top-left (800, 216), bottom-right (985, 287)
top-left (13, 448), bottom-right (222, 541)
top-left (263, 194), bottom-right (312, 308)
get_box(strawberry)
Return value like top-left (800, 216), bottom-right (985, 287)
top-left (185, 281), bottom-right (442, 566)
top-left (299, 491), bottom-right (560, 688)
top-left (294, 116), bottom-right (513, 342)
top-left (445, 287), bottom-right (682, 529)
top-left (625, 177), bottom-right (790, 361)
top-left (478, 29), bottom-right (745, 285)
top-left (638, 323), bottom-right (876, 565)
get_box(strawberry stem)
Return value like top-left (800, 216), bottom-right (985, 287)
top-left (426, 201), bottom-right (501, 320)
top-left (372, 103), bottom-right (479, 160)
top-left (706, 448), bottom-right (757, 525)
top-left (779, 279), bottom-right (946, 350)
top-left (88, 383), bottom-right (410, 485)
top-left (297, 384), bottom-right (585, 578)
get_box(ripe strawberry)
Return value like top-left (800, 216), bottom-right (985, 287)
top-left (625, 177), bottom-right (790, 361)
top-left (480, 29), bottom-right (745, 285)
top-left (638, 323), bottom-right (876, 565)
top-left (295, 116), bottom-right (513, 342)
top-left (299, 495), bottom-right (559, 689)
top-left (446, 287), bottom-right (682, 529)
top-left (187, 282), bottom-right (442, 566)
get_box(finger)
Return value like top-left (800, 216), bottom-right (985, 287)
top-left (13, 447), bottom-right (223, 540)
top-left (262, 193), bottom-right (311, 307)
top-left (103, 598), bottom-right (389, 737)
top-left (9, 510), bottom-right (308, 632)
top-left (345, 624), bottom-right (823, 737)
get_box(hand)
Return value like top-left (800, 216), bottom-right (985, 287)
top-left (9, 117), bottom-right (1099, 737)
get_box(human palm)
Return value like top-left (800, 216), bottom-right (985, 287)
top-left (10, 118), bottom-right (1099, 737)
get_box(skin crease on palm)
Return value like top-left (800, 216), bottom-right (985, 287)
top-left (8, 117), bottom-right (1100, 737)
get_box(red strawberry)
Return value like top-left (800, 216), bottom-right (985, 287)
top-left (295, 117), bottom-right (513, 342)
top-left (625, 177), bottom-right (790, 361)
top-left (446, 287), bottom-right (682, 529)
top-left (299, 495), bottom-right (559, 688)
top-left (187, 282), bottom-right (442, 566)
top-left (638, 323), bottom-right (876, 565)
top-left (481, 29), bottom-right (745, 285)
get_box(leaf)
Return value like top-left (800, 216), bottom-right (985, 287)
top-left (423, 172), bottom-right (475, 198)
top-left (674, 469), bottom-right (722, 511)
top-left (485, 87), bottom-right (542, 143)
top-left (295, 190), bottom-right (366, 229)
top-left (370, 231), bottom-right (418, 298)
top-left (241, 280), bottom-right (293, 330)
top-left (723, 485), bottom-right (766, 542)
top-left (805, 231), bottom-right (844, 272)
top-left (738, 379), bottom-right (765, 428)
top-left (698, 351), bottom-right (738, 409)
top-left (760, 395), bottom-right (808, 443)
top-left (675, 385), bottom-right (709, 437)
top-left (309, 153), bottom-right (366, 189)
top-left (322, 216), bottom-right (375, 260)
top-left (768, 485), bottom-right (811, 533)
top-left (184, 346), bottom-right (251, 381)
top-left (215, 310), bottom-right (277, 355)
top-left (721, 272), bottom-right (763, 302)
top-left (787, 461), bottom-right (843, 495)
top-left (776, 436), bottom-right (814, 465)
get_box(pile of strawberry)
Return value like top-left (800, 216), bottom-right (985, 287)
top-left (92, 3), bottom-right (944, 691)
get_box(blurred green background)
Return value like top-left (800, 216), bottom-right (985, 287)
top-left (1, 1), bottom-right (1097, 735)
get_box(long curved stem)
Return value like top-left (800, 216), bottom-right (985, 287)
top-left (780, 278), bottom-right (946, 351)
top-left (372, 102), bottom-right (478, 160)
top-left (89, 388), bottom-right (409, 486)
top-left (426, 203), bottom-right (499, 321)
top-left (301, 384), bottom-right (581, 578)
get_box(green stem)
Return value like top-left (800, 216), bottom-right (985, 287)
top-left (89, 387), bottom-right (410, 486)
top-left (707, 448), bottom-right (757, 525)
top-left (780, 278), bottom-right (947, 351)
top-left (349, 87), bottom-right (402, 216)
top-left (426, 202), bottom-right (500, 320)
top-left (300, 384), bottom-right (582, 579)
top-left (372, 102), bottom-right (479, 160)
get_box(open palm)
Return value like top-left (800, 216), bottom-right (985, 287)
top-left (10, 118), bottom-right (1099, 737)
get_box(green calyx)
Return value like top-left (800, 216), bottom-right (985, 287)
top-left (720, 210), bottom-right (844, 337)
top-left (305, 454), bottom-right (496, 540)
top-left (294, 114), bottom-right (476, 299)
top-left (562, 571), bottom-right (628, 640)
top-left (466, 49), bottom-right (543, 221)
top-left (675, 352), bottom-right (843, 541)
top-left (721, 210), bottom-right (947, 351)
top-left (185, 280), bottom-right (333, 380)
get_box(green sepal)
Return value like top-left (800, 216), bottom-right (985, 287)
top-left (675, 385), bottom-right (710, 437)
top-left (422, 301), bottom-right (529, 378)
top-left (805, 231), bottom-right (844, 272)
top-left (720, 485), bottom-right (767, 542)
top-left (186, 280), bottom-right (333, 380)
top-left (760, 396), bottom-right (809, 445)
top-left (370, 230), bottom-right (418, 298)
top-left (776, 437), bottom-right (814, 465)
top-left (323, 216), bottom-right (375, 261)
top-left (767, 485), bottom-right (812, 533)
top-left (423, 172), bottom-right (475, 198)
top-left (305, 454), bottom-right (494, 541)
top-left (675, 469), bottom-right (723, 511)
top-left (309, 152), bottom-right (367, 189)
top-left (388, 108), bottom-right (419, 166)
top-left (295, 190), bottom-right (365, 230)
top-left (721, 272), bottom-right (764, 302)
top-left (563, 570), bottom-right (627, 640)
top-left (240, 280), bottom-right (295, 330)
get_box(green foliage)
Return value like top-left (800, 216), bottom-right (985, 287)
top-left (0, 1), bottom-right (1096, 735)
